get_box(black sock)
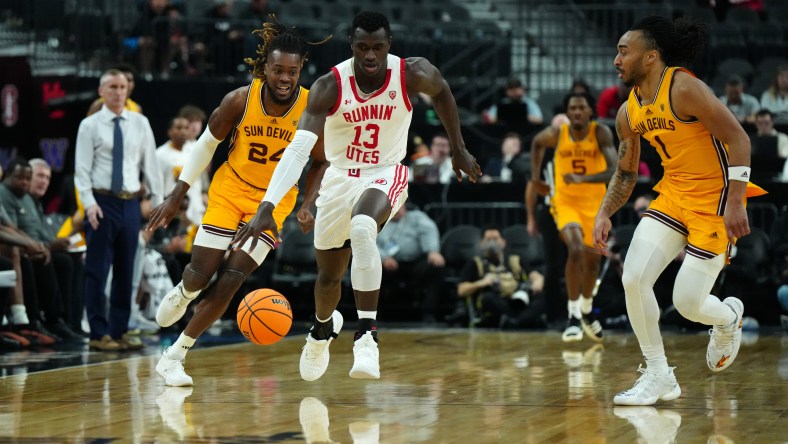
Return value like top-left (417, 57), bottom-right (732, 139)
top-left (310, 317), bottom-right (334, 340)
top-left (355, 318), bottom-right (377, 341)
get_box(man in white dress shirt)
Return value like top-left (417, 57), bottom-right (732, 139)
top-left (74, 69), bottom-right (163, 351)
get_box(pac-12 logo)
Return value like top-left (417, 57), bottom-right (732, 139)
top-left (389, 91), bottom-right (396, 100)
top-left (374, 178), bottom-right (387, 185)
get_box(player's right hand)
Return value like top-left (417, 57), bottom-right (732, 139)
top-left (146, 197), bottom-right (181, 231)
top-left (452, 149), bottom-right (482, 183)
top-left (592, 213), bottom-right (612, 257)
top-left (231, 202), bottom-right (278, 254)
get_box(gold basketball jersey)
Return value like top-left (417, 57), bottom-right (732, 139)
top-left (227, 79), bottom-right (308, 189)
top-left (626, 67), bottom-right (729, 215)
top-left (552, 121), bottom-right (608, 201)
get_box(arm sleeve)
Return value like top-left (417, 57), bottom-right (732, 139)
top-left (178, 127), bottom-right (222, 187)
top-left (261, 130), bottom-right (318, 207)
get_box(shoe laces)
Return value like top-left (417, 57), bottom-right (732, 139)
top-left (303, 338), bottom-right (327, 360)
top-left (354, 335), bottom-right (377, 359)
top-left (629, 365), bottom-right (665, 393)
top-left (709, 324), bottom-right (735, 348)
top-left (168, 286), bottom-right (188, 309)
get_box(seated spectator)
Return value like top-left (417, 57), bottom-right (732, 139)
top-left (203, 0), bottom-right (245, 77)
top-left (409, 132), bottom-right (455, 184)
top-left (457, 225), bottom-right (545, 329)
top-left (760, 64), bottom-right (788, 122)
top-left (481, 132), bottom-right (528, 183)
top-left (755, 109), bottom-right (788, 159)
top-left (483, 77), bottom-right (544, 133)
top-left (719, 74), bottom-right (760, 125)
top-left (596, 81), bottom-right (631, 120)
top-left (377, 205), bottom-right (445, 322)
top-left (0, 158), bottom-right (83, 343)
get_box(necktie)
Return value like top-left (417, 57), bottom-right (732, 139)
top-left (111, 116), bottom-right (123, 194)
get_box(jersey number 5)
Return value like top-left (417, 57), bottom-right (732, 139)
top-left (352, 123), bottom-right (380, 149)
top-left (572, 159), bottom-right (587, 175)
top-left (248, 142), bottom-right (285, 164)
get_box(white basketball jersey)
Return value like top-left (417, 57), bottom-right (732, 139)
top-left (324, 54), bottom-right (413, 169)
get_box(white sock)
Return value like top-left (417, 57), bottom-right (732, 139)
top-left (316, 313), bottom-right (332, 323)
top-left (580, 296), bottom-right (593, 315)
top-left (357, 310), bottom-right (377, 320)
top-left (10, 304), bottom-right (29, 325)
top-left (641, 346), bottom-right (669, 374)
top-left (168, 333), bottom-right (196, 361)
top-left (179, 281), bottom-right (200, 300)
top-left (567, 299), bottom-right (581, 319)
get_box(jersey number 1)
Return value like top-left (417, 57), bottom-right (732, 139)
top-left (248, 142), bottom-right (285, 164)
top-left (654, 135), bottom-right (671, 159)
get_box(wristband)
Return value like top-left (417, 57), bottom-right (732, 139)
top-left (728, 166), bottom-right (750, 183)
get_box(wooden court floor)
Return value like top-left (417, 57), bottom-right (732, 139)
top-left (0, 329), bottom-right (785, 443)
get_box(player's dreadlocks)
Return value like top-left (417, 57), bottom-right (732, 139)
top-left (244, 15), bottom-right (332, 80)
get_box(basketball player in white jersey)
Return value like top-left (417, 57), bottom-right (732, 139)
top-left (233, 11), bottom-right (481, 381)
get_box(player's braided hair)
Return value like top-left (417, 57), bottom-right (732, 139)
top-left (244, 15), bottom-right (332, 80)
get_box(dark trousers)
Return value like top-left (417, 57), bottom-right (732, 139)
top-left (538, 204), bottom-right (567, 322)
top-left (21, 256), bottom-right (65, 324)
top-left (84, 194), bottom-right (140, 340)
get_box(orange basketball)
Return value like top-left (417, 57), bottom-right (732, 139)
top-left (236, 289), bottom-right (292, 345)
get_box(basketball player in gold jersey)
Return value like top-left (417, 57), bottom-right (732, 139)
top-left (593, 16), bottom-right (765, 406)
top-left (527, 92), bottom-right (616, 343)
top-left (145, 17), bottom-right (331, 386)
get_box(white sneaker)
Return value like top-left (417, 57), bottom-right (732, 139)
top-left (156, 348), bottom-right (193, 387)
top-left (131, 312), bottom-right (160, 333)
top-left (707, 297), bottom-right (744, 372)
top-left (300, 311), bottom-right (343, 382)
top-left (613, 365), bottom-right (681, 406)
top-left (349, 331), bottom-right (380, 379)
top-left (562, 317), bottom-right (583, 342)
top-left (299, 397), bottom-right (332, 443)
top-left (614, 406), bottom-right (682, 443)
top-left (349, 420), bottom-right (380, 444)
top-left (156, 387), bottom-right (195, 440)
top-left (156, 283), bottom-right (195, 327)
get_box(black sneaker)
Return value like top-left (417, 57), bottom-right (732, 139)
top-left (581, 311), bottom-right (605, 342)
top-left (46, 319), bottom-right (86, 343)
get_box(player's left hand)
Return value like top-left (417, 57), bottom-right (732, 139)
top-left (452, 149), bottom-right (482, 183)
top-left (296, 208), bottom-right (315, 234)
top-left (231, 202), bottom-right (279, 253)
top-left (592, 212), bottom-right (613, 257)
top-left (724, 200), bottom-right (750, 240)
top-left (563, 173), bottom-right (583, 184)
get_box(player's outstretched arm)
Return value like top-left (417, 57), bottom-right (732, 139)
top-left (146, 86), bottom-right (247, 231)
top-left (232, 74), bottom-right (337, 251)
top-left (593, 103), bottom-right (640, 252)
top-left (406, 57), bottom-right (481, 182)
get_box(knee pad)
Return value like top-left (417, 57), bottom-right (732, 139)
top-left (350, 215), bottom-right (379, 270)
top-left (349, 215), bottom-right (381, 291)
